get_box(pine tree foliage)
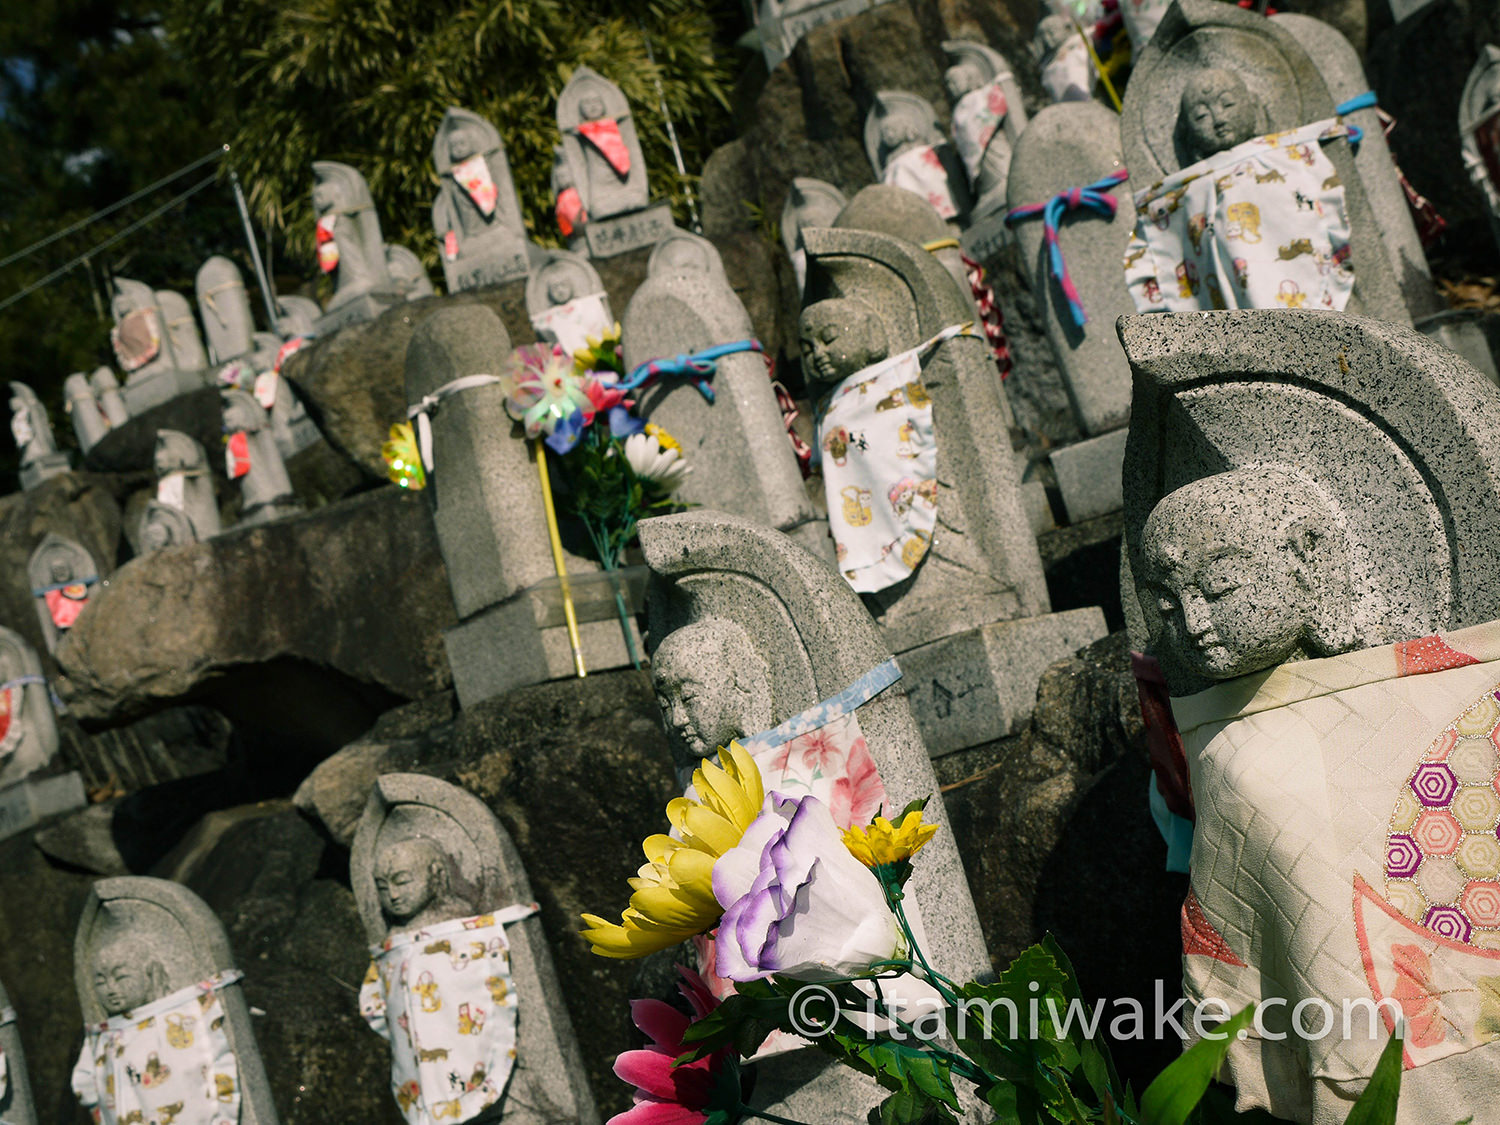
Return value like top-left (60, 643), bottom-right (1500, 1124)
top-left (168, 0), bottom-right (740, 272)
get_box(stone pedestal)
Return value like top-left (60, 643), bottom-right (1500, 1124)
top-left (440, 228), bottom-right (529, 291)
top-left (898, 608), bottom-right (1107, 756)
top-left (312, 288), bottom-right (405, 337)
top-left (19, 451), bottom-right (71, 491)
top-left (582, 201), bottom-right (674, 258)
top-left (1049, 427), bottom-right (1129, 525)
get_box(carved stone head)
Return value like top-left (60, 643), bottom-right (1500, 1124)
top-left (1177, 67), bottom-right (1260, 161)
top-left (798, 297), bottom-right (891, 388)
top-left (372, 834), bottom-right (474, 931)
top-left (92, 933), bottom-right (170, 1016)
top-left (154, 430), bottom-right (205, 477)
top-left (1138, 465), bottom-right (1357, 681)
top-left (434, 107), bottom-right (501, 174)
top-left (651, 617), bottom-right (773, 766)
top-left (944, 61), bottom-right (986, 104)
top-left (311, 160), bottom-right (373, 217)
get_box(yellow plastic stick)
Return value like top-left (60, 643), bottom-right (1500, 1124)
top-left (532, 440), bottom-right (587, 678)
top-left (1075, 18), bottom-right (1123, 113)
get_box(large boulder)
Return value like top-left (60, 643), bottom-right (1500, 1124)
top-left (54, 486), bottom-right (455, 745)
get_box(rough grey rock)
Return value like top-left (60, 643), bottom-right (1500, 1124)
top-left (53, 486), bottom-right (454, 727)
top-left (1118, 310), bottom-right (1500, 695)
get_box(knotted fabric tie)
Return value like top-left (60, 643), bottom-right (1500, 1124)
top-left (1334, 91), bottom-right (1377, 147)
top-left (406, 374), bottom-right (503, 472)
top-left (1005, 167), bottom-right (1129, 328)
top-left (618, 339), bottom-right (765, 401)
top-left (0, 675), bottom-right (46, 694)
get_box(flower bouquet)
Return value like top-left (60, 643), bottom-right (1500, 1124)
top-left (583, 745), bottom-right (1407, 1125)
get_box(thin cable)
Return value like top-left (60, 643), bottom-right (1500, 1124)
top-left (0, 145), bottom-right (227, 273)
top-left (0, 173), bottom-right (219, 315)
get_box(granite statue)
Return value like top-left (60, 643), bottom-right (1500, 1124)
top-left (864, 91), bottom-right (967, 221)
top-left (525, 249), bottom-right (612, 356)
top-left (780, 178), bottom-right (846, 296)
top-left (155, 289), bottom-right (209, 372)
top-left (222, 390), bottom-right (300, 525)
top-left (28, 533), bottom-right (99, 654)
top-left (196, 256), bottom-right (279, 372)
top-left (1461, 45), bottom-right (1500, 257)
top-left (0, 624), bottom-right (60, 788)
top-left (132, 501), bottom-right (198, 554)
top-left (351, 773), bottom-right (598, 1125)
top-left (942, 40), bottom-right (1027, 223)
top-left (1034, 13), bottom-right (1092, 104)
top-left (64, 373), bottom-right (109, 453)
top-left (431, 106), bottom-right (530, 290)
top-left (0, 974), bottom-right (36, 1125)
top-left (110, 278), bottom-right (206, 413)
top-left (154, 429), bottom-right (222, 540)
top-left (90, 367), bottom-right (129, 428)
top-left (9, 382), bottom-right (70, 489)
top-left (311, 160), bottom-right (404, 334)
top-left (385, 244), bottom-right (437, 300)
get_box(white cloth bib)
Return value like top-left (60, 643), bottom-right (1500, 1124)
top-left (951, 79), bottom-right (1009, 186)
top-left (157, 472), bottom-right (187, 511)
top-left (71, 971), bottom-right (242, 1125)
top-left (529, 293), bottom-right (613, 358)
top-left (1125, 120), bottom-right (1354, 315)
top-left (450, 154), bottom-right (498, 218)
top-left (817, 340), bottom-right (945, 594)
top-left (1041, 36), bottom-right (1092, 104)
top-left (880, 145), bottom-right (959, 220)
top-left (360, 905), bottom-right (537, 1125)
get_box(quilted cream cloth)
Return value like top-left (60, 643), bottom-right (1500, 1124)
top-left (1173, 621), bottom-right (1500, 1124)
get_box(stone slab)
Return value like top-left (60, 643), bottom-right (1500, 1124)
top-left (582, 201), bottom-right (675, 259)
top-left (959, 209), bottom-right (1011, 265)
top-left (439, 237), bottom-right (530, 293)
top-left (0, 771), bottom-right (86, 842)
top-left (443, 596), bottom-right (640, 709)
top-left (1051, 426), bottom-right (1129, 524)
top-left (312, 288), bottom-right (405, 337)
top-left (898, 607), bottom-right (1108, 756)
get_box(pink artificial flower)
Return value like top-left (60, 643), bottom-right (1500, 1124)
top-left (608, 968), bottom-right (729, 1124)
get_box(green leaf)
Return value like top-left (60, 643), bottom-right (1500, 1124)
top-left (1138, 1004), bottom-right (1256, 1125)
top-left (877, 1086), bottom-right (961, 1125)
top-left (1043, 934), bottom-right (1123, 1107)
top-left (676, 982), bottom-right (789, 1064)
top-left (1341, 1027), bottom-right (1403, 1125)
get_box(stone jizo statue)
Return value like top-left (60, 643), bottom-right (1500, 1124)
top-left (110, 279), bottom-right (209, 413)
top-left (0, 624), bottom-right (59, 788)
top-left (222, 390), bottom-right (300, 525)
top-left (557, 66), bottom-right (648, 221)
top-left (28, 533), bottom-right (99, 654)
top-left (431, 106), bottom-right (530, 290)
top-left (525, 250), bottom-right (612, 356)
top-left (154, 429), bottom-right (221, 540)
top-left (942, 40), bottom-right (1027, 221)
top-left (0, 973), bottom-right (37, 1125)
top-left (385, 244), bottom-right (437, 300)
top-left (371, 834), bottom-right (477, 936)
top-left (1460, 45), bottom-right (1500, 256)
top-left (651, 616), bottom-right (773, 779)
top-left (196, 256), bottom-right (278, 372)
top-left (9, 382), bottom-right (70, 490)
top-left (64, 373), bottom-right (109, 453)
top-left (134, 501), bottom-right (198, 554)
top-left (311, 160), bottom-right (403, 333)
top-left (90, 367), bottom-right (129, 427)
top-left (780, 178), bottom-right (846, 295)
top-left (864, 92), bottom-right (966, 220)
top-left (1176, 67), bottom-right (1260, 162)
top-left (155, 289), bottom-right (209, 372)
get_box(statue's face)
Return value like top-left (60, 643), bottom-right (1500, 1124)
top-left (879, 115), bottom-right (918, 150)
top-left (49, 557), bottom-right (73, 584)
top-left (448, 124), bottom-right (483, 163)
top-left (1180, 69), bottom-right (1259, 159)
top-left (374, 838), bottom-right (440, 923)
top-left (944, 63), bottom-right (984, 103)
top-left (579, 93), bottom-right (606, 121)
top-left (657, 240), bottom-right (705, 274)
top-left (799, 300), bottom-right (886, 386)
top-left (546, 276), bottom-right (575, 305)
top-left (653, 658), bottom-right (739, 761)
top-left (1141, 492), bottom-right (1320, 680)
top-left (94, 944), bottom-right (160, 1016)
top-left (153, 440), bottom-right (175, 476)
top-left (312, 181), bottom-right (336, 213)
top-left (1037, 15), bottom-right (1071, 55)
top-left (141, 521), bottom-right (171, 552)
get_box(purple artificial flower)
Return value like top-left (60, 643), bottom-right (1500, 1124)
top-left (712, 793), bottom-right (899, 982)
top-left (607, 404), bottom-right (645, 438)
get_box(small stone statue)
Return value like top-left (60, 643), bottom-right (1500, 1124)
top-left (27, 533), bottom-right (99, 654)
top-left (64, 373), bottom-right (109, 453)
top-left (384, 244), bottom-right (437, 300)
top-left (431, 106), bottom-right (530, 291)
top-left (311, 160), bottom-right (404, 333)
top-left (351, 774), bottom-right (597, 1125)
top-left (90, 368), bottom-right (129, 428)
top-left (651, 617), bottom-right (774, 780)
top-left (154, 429), bottom-right (222, 540)
top-left (155, 289), bottom-right (209, 372)
top-left (196, 256), bottom-right (278, 371)
top-left (222, 390), bottom-right (300, 526)
top-left (0, 973), bottom-right (37, 1125)
top-left (0, 624), bottom-right (60, 788)
top-left (864, 92), bottom-right (967, 221)
top-left (1175, 67), bottom-right (1259, 162)
top-left (110, 279), bottom-right (207, 413)
top-left (274, 296), bottom-right (322, 340)
top-left (1034, 14), bottom-right (1092, 104)
top-left (133, 501), bottom-right (197, 554)
top-left (9, 382), bottom-right (70, 490)
top-left (647, 229), bottom-right (729, 286)
top-left (525, 249), bottom-right (613, 356)
top-left (71, 876), bottom-right (279, 1125)
top-left (780, 178), bottom-right (847, 295)
top-left (942, 40), bottom-right (1027, 221)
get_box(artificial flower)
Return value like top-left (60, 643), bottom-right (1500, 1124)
top-left (380, 422), bottom-right (426, 490)
top-left (504, 344), bottom-right (593, 452)
top-left (573, 323), bottom-right (625, 377)
top-left (713, 793), bottom-right (901, 982)
top-left (842, 809), bottom-right (939, 870)
top-left (584, 376), bottom-right (644, 438)
top-left (609, 967), bottom-right (734, 1125)
top-left (582, 743), bottom-right (764, 959)
top-left (624, 429), bottom-right (691, 491)
top-left (646, 423), bottom-right (679, 453)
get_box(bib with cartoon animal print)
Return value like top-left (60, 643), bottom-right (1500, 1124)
top-left (71, 971), bottom-right (242, 1125)
top-left (359, 904), bottom-right (537, 1125)
top-left (1124, 119), bottom-right (1354, 315)
top-left (816, 338), bottom-right (949, 594)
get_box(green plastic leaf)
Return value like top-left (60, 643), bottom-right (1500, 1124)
top-left (1341, 1027), bottom-right (1403, 1125)
top-left (1138, 1004), bottom-right (1256, 1125)
top-left (877, 1086), bottom-right (960, 1125)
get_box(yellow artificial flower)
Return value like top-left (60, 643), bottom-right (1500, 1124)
top-left (581, 741), bottom-right (764, 958)
top-left (572, 322), bottom-right (625, 376)
top-left (380, 422), bottom-right (426, 490)
top-left (644, 422), bottom-right (681, 453)
top-left (842, 810), bottom-right (939, 869)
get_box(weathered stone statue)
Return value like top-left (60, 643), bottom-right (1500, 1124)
top-left (864, 91), bottom-right (968, 221)
top-left (1007, 101), bottom-right (1135, 522)
top-left (132, 500), bottom-right (198, 554)
top-left (0, 624), bottom-right (59, 788)
top-left (311, 160), bottom-right (405, 334)
top-left (0, 974), bottom-right (36, 1125)
top-left (196, 256), bottom-right (278, 372)
top-left (155, 289), bottom-right (209, 372)
top-left (9, 382), bottom-right (70, 489)
top-left (70, 876), bottom-right (279, 1125)
top-left (799, 225), bottom-right (1104, 751)
top-left (351, 773), bottom-right (597, 1125)
top-left (110, 278), bottom-right (206, 413)
top-left (942, 40), bottom-right (1027, 226)
top-left (525, 249), bottom-right (612, 356)
top-left (621, 231), bottom-right (827, 561)
top-left (28, 533), bottom-right (99, 654)
top-left (64, 373), bottom-right (109, 453)
top-left (154, 429), bottom-right (222, 540)
top-left (1460, 45), bottom-right (1500, 257)
top-left (641, 508), bottom-right (992, 1121)
top-left (406, 306), bottom-right (634, 706)
top-left (222, 390), bottom-right (300, 525)
top-left (1120, 309), bottom-right (1500, 1122)
top-left (431, 106), bottom-right (530, 291)
top-left (90, 367), bottom-right (129, 428)
top-left (556, 66), bottom-right (673, 257)
top-left (385, 244), bottom-right (437, 300)
top-left (1120, 0), bottom-right (1436, 324)
top-left (779, 178), bottom-right (846, 295)
top-left (1034, 13), bottom-right (1092, 105)
top-left (274, 295), bottom-right (322, 340)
